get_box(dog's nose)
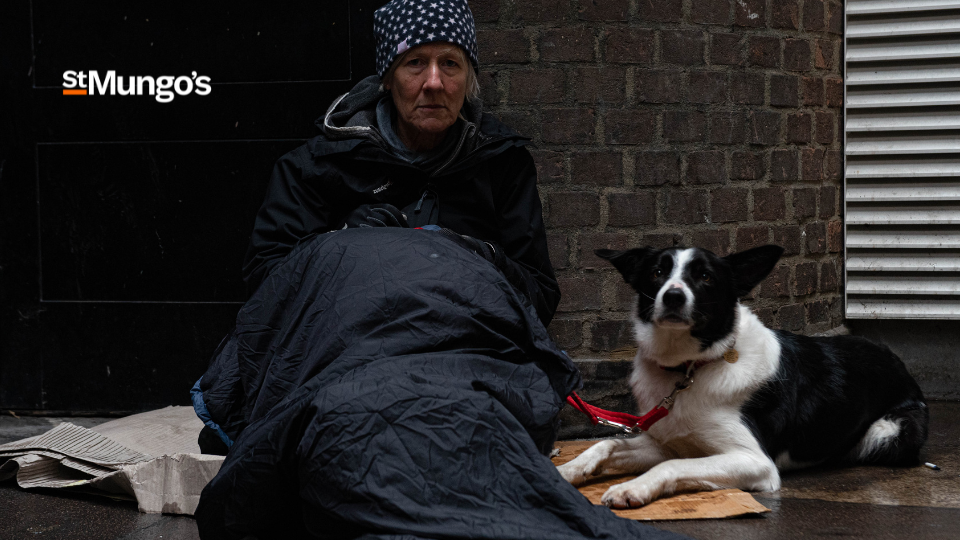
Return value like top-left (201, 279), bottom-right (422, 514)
top-left (662, 288), bottom-right (686, 309)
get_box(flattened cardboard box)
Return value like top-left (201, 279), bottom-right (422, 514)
top-left (553, 440), bottom-right (771, 520)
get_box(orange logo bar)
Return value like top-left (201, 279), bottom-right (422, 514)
top-left (62, 89), bottom-right (88, 95)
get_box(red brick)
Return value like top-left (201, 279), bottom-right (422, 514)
top-left (557, 276), bottom-right (602, 312)
top-left (542, 108), bottom-right (596, 144)
top-left (478, 29), bottom-right (530, 64)
top-left (772, 0), bottom-right (799, 29)
top-left (805, 222), bottom-right (827, 254)
top-left (636, 69), bottom-right (682, 103)
top-left (772, 226), bottom-right (802, 255)
top-left (802, 148), bottom-right (825, 182)
top-left (689, 71), bottom-right (728, 104)
top-left (802, 77), bottom-right (824, 106)
top-left (754, 187), bottom-right (786, 221)
top-left (663, 30), bottom-right (705, 65)
top-left (815, 111), bottom-right (835, 145)
top-left (784, 39), bottom-right (811, 72)
top-left (547, 232), bottom-right (570, 270)
top-left (731, 72), bottom-right (764, 105)
top-left (664, 111), bottom-right (707, 143)
top-left (616, 280), bottom-right (636, 310)
top-left (643, 232), bottom-right (683, 249)
top-left (737, 225), bottom-right (769, 251)
top-left (571, 151), bottom-right (623, 186)
top-left (827, 220), bottom-right (842, 252)
top-left (531, 149), bottom-right (565, 184)
top-left (607, 192), bottom-right (656, 227)
top-left (787, 113), bottom-right (812, 144)
top-left (711, 33), bottom-right (743, 66)
top-left (760, 264), bottom-right (790, 298)
top-left (826, 78), bottom-right (843, 108)
top-left (637, 0), bottom-right (683, 22)
top-left (691, 229), bottom-right (731, 255)
top-left (604, 28), bottom-right (654, 63)
top-left (794, 262), bottom-right (817, 296)
top-left (469, 0), bottom-right (500, 22)
top-left (547, 192), bottom-right (600, 227)
top-left (509, 69), bottom-right (565, 104)
top-left (692, 0), bottom-right (731, 25)
top-left (755, 307), bottom-right (776, 327)
top-left (573, 66), bottom-right (626, 104)
top-left (816, 39), bottom-right (836, 70)
top-left (771, 150), bottom-right (798, 183)
top-left (712, 187), bottom-right (749, 222)
top-left (581, 233), bottom-right (632, 270)
top-left (771, 75), bottom-right (800, 108)
top-left (478, 70), bottom-right (500, 107)
top-left (711, 112), bottom-right (746, 145)
top-left (734, 0), bottom-right (764, 27)
top-left (604, 110), bottom-right (655, 145)
top-left (732, 151), bottom-right (764, 180)
top-left (541, 26), bottom-right (596, 62)
top-left (590, 320), bottom-right (634, 352)
top-left (820, 261), bottom-right (838, 292)
top-left (824, 150), bottom-right (843, 181)
top-left (749, 36), bottom-right (780, 68)
top-left (827, 1), bottom-right (843, 34)
top-left (748, 111), bottom-right (781, 145)
top-left (805, 299), bottom-right (832, 325)
top-left (577, 0), bottom-right (628, 20)
top-left (548, 319), bottom-right (583, 350)
top-left (515, 0), bottom-right (566, 22)
top-left (778, 304), bottom-right (804, 331)
top-left (663, 190), bottom-right (709, 224)
top-left (803, 0), bottom-right (825, 31)
top-left (793, 188), bottom-right (817, 220)
top-left (495, 110), bottom-right (537, 138)
top-left (636, 152), bottom-right (681, 186)
top-left (687, 151), bottom-right (728, 185)
top-left (819, 186), bottom-right (837, 219)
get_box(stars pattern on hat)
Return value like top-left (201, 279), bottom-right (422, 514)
top-left (374, 0), bottom-right (478, 78)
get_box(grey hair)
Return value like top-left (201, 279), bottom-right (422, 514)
top-left (379, 45), bottom-right (480, 104)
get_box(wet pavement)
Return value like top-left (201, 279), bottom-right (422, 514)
top-left (1, 402), bottom-right (959, 539)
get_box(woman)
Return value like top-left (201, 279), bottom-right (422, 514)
top-left (242, 0), bottom-right (559, 324)
top-left (195, 2), bottom-right (683, 538)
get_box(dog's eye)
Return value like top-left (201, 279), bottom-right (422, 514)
top-left (700, 272), bottom-right (712, 283)
top-left (653, 268), bottom-right (663, 278)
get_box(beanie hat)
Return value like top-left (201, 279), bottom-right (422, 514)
top-left (373, 0), bottom-right (479, 79)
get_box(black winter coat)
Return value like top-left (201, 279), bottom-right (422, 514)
top-left (242, 76), bottom-right (560, 323)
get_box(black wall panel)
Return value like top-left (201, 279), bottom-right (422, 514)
top-left (0, 1), bottom-right (386, 411)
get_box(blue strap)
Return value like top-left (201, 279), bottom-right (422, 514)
top-left (190, 377), bottom-right (234, 449)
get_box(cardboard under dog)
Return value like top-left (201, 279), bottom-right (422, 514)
top-left (552, 440), bottom-right (771, 520)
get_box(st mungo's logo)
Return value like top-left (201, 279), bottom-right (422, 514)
top-left (62, 70), bottom-right (212, 103)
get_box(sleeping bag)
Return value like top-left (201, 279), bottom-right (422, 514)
top-left (193, 227), bottom-right (687, 540)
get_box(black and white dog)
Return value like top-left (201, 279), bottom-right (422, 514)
top-left (557, 245), bottom-right (928, 508)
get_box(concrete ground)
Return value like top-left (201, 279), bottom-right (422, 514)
top-left (1, 402), bottom-right (959, 540)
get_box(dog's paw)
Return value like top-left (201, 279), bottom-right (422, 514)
top-left (556, 460), bottom-right (599, 486)
top-left (601, 479), bottom-right (660, 509)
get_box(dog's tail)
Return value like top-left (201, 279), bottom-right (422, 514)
top-left (852, 399), bottom-right (929, 466)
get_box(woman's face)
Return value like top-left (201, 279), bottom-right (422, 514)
top-left (384, 42), bottom-right (468, 150)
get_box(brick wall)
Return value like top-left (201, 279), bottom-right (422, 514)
top-left (471, 0), bottom-right (845, 361)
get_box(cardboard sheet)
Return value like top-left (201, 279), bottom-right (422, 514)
top-left (0, 406), bottom-right (222, 515)
top-left (552, 440), bottom-right (771, 520)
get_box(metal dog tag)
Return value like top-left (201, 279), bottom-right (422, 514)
top-left (723, 349), bottom-right (739, 363)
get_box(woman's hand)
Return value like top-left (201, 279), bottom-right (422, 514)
top-left (343, 204), bottom-right (409, 229)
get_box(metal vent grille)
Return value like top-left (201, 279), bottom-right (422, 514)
top-left (845, 1), bottom-right (960, 319)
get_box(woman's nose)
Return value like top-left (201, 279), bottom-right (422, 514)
top-left (423, 62), bottom-right (443, 91)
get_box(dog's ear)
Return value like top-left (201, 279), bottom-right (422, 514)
top-left (723, 245), bottom-right (785, 297)
top-left (595, 247), bottom-right (654, 283)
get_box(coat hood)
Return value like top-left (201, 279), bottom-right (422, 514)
top-left (313, 75), bottom-right (527, 173)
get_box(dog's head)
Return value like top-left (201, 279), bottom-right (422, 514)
top-left (597, 245), bottom-right (784, 350)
